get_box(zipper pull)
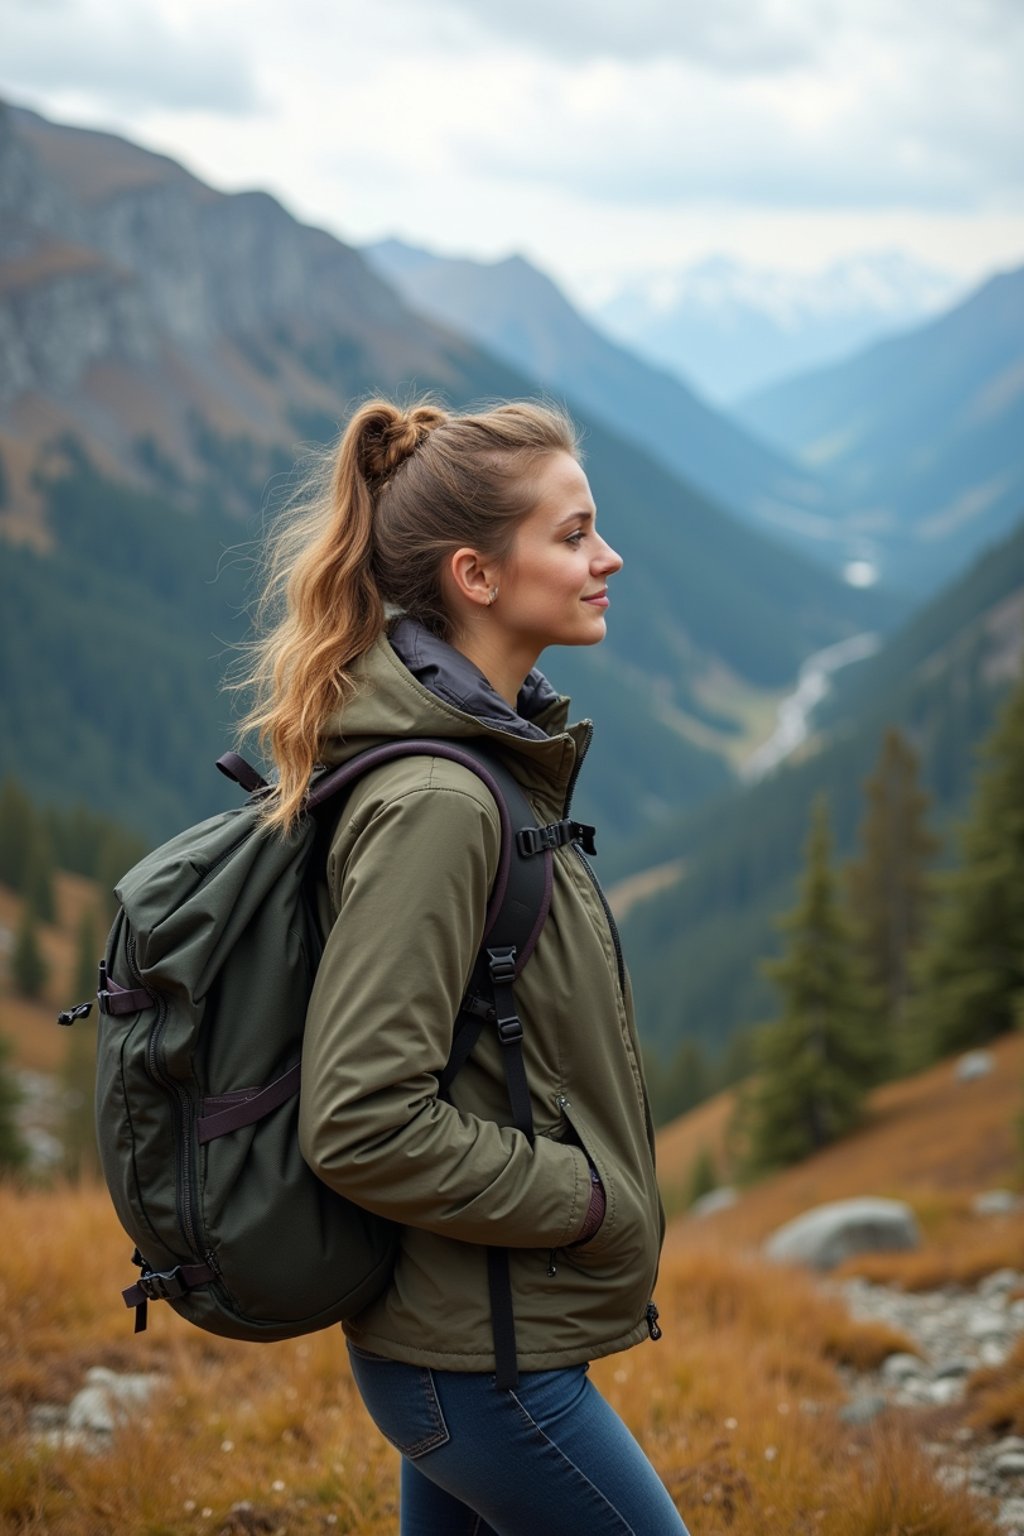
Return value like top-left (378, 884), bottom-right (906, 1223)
top-left (646, 1301), bottom-right (662, 1341)
top-left (547, 1249), bottom-right (558, 1277)
top-left (57, 1001), bottom-right (94, 1026)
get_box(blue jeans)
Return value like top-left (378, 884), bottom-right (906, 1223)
top-left (347, 1344), bottom-right (691, 1536)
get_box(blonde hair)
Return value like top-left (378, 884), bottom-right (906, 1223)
top-left (235, 396), bottom-right (580, 831)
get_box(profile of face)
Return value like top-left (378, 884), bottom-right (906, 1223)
top-left (489, 451), bottom-right (623, 659)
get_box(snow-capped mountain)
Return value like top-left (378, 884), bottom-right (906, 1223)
top-left (589, 250), bottom-right (966, 405)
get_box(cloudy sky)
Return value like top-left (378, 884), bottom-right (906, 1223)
top-left (2, 0), bottom-right (1023, 305)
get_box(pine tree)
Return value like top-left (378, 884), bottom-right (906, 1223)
top-left (736, 794), bottom-right (882, 1175)
top-left (73, 904), bottom-right (101, 1004)
top-left (0, 1031), bottom-right (26, 1170)
top-left (646, 1038), bottom-right (710, 1126)
top-left (0, 778), bottom-right (34, 890)
top-left (61, 1013), bottom-right (99, 1180)
top-left (686, 1143), bottom-right (718, 1207)
top-left (23, 822), bottom-right (57, 924)
top-left (906, 671), bottom-right (1024, 1062)
top-left (844, 727), bottom-right (940, 1071)
top-left (10, 904), bottom-right (48, 999)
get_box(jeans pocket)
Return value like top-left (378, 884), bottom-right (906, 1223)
top-left (346, 1343), bottom-right (451, 1460)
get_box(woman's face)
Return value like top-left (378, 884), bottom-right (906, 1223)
top-left (491, 451), bottom-right (623, 658)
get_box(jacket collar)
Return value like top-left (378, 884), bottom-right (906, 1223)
top-left (388, 617), bottom-right (559, 744)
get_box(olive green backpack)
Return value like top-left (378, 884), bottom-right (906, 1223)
top-left (60, 740), bottom-right (589, 1369)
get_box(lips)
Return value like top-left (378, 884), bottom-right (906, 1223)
top-left (582, 589), bottom-right (609, 606)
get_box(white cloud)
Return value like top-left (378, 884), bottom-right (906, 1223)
top-left (0, 0), bottom-right (1020, 295)
top-left (0, 0), bottom-right (261, 113)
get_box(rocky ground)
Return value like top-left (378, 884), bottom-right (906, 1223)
top-left (831, 1267), bottom-right (1024, 1534)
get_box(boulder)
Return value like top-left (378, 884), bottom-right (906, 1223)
top-left (955, 1050), bottom-right (994, 1082)
top-left (764, 1197), bottom-right (920, 1271)
top-left (66, 1367), bottom-right (161, 1435)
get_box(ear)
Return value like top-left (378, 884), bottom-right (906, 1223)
top-left (447, 546), bottom-right (498, 608)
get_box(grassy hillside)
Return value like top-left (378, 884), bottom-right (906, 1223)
top-left (656, 1030), bottom-right (1024, 1268)
top-left (1, 876), bottom-right (1022, 1532)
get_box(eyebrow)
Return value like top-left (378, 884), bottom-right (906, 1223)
top-left (556, 509), bottom-right (595, 528)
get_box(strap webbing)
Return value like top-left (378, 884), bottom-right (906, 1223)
top-left (197, 1063), bottom-right (301, 1143)
top-left (488, 1247), bottom-right (520, 1390)
top-left (486, 947), bottom-right (534, 1142)
top-left (122, 1260), bottom-right (215, 1308)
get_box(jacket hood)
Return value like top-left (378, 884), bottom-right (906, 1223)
top-left (318, 618), bottom-right (589, 814)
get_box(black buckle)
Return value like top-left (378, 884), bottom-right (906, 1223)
top-left (137, 1266), bottom-right (189, 1302)
top-left (516, 820), bottom-right (597, 857)
top-left (496, 1015), bottom-right (523, 1046)
top-left (516, 823), bottom-right (565, 856)
top-left (487, 947), bottom-right (517, 986)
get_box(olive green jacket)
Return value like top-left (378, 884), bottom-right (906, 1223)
top-left (299, 621), bottom-right (664, 1371)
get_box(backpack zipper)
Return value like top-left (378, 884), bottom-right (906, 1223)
top-left (129, 934), bottom-right (202, 1261)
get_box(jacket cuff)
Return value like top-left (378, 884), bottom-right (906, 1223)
top-left (571, 1165), bottom-right (606, 1245)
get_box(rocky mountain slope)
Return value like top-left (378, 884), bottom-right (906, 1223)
top-left (735, 264), bottom-right (1024, 597)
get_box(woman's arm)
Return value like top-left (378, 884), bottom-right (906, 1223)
top-left (298, 765), bottom-right (592, 1250)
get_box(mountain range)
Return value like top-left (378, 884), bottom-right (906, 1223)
top-left (735, 265), bottom-right (1024, 598)
top-left (367, 237), bottom-right (1024, 602)
top-left (0, 96), bottom-right (887, 851)
top-left (2, 96), bottom-right (1023, 1071)
top-left (588, 250), bottom-right (965, 404)
top-left (367, 237), bottom-right (836, 568)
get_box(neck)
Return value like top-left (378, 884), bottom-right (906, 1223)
top-left (449, 630), bottom-right (536, 709)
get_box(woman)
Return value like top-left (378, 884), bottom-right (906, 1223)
top-left (241, 397), bottom-right (690, 1535)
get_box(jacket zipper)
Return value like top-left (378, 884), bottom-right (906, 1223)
top-left (126, 817), bottom-right (258, 1269)
top-left (130, 933), bottom-right (202, 1261)
top-left (559, 721), bottom-right (626, 993)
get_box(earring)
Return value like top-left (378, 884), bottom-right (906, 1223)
top-left (487, 586), bottom-right (499, 605)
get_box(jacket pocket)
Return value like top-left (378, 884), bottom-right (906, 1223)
top-left (554, 1094), bottom-right (648, 1275)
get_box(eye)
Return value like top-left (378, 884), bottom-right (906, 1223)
top-left (565, 529), bottom-right (586, 547)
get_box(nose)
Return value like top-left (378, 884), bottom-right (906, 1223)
top-left (593, 534), bottom-right (623, 575)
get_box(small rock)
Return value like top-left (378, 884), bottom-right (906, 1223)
top-left (27, 1404), bottom-right (68, 1430)
top-left (880, 1352), bottom-right (925, 1383)
top-left (979, 1270), bottom-right (1024, 1297)
top-left (765, 1198), bottom-right (920, 1271)
top-left (66, 1369), bottom-right (161, 1436)
top-left (925, 1377), bottom-right (964, 1405)
top-left (838, 1395), bottom-right (887, 1425)
top-left (968, 1311), bottom-right (1011, 1342)
top-left (934, 1358), bottom-right (972, 1379)
top-left (974, 1192), bottom-right (1022, 1217)
top-left (997, 1498), bottom-right (1024, 1532)
top-left (67, 1387), bottom-right (116, 1435)
top-left (956, 1050), bottom-right (994, 1081)
top-left (690, 1186), bottom-right (738, 1219)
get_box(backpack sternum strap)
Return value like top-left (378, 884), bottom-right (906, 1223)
top-left (516, 819), bottom-right (596, 857)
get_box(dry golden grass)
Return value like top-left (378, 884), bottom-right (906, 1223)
top-left (1, 879), bottom-right (1022, 1531)
top-left (0, 1179), bottom-right (1008, 1536)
